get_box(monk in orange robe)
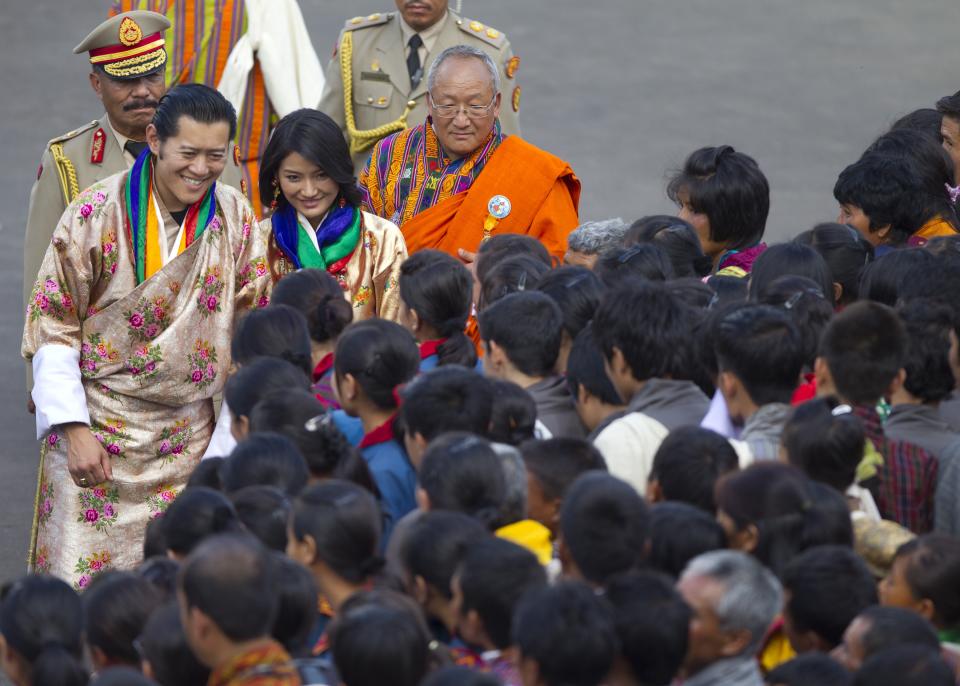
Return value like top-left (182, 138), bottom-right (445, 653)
top-left (358, 45), bottom-right (579, 261)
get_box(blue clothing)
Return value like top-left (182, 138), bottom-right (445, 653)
top-left (361, 439), bottom-right (417, 543)
top-left (332, 409), bottom-right (365, 445)
top-left (419, 353), bottom-right (484, 373)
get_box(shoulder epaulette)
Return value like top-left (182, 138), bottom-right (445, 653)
top-left (343, 12), bottom-right (394, 32)
top-left (456, 17), bottom-right (507, 48)
top-left (46, 120), bottom-right (98, 148)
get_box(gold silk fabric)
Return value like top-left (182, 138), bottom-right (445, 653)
top-left (22, 173), bottom-right (272, 588)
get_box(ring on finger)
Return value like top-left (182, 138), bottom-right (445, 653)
top-left (78, 477), bottom-right (88, 486)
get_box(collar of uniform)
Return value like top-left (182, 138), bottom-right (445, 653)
top-left (398, 10), bottom-right (449, 56)
top-left (105, 115), bottom-right (149, 164)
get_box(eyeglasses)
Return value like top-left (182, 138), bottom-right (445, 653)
top-left (428, 93), bottom-right (497, 119)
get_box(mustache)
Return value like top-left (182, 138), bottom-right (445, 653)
top-left (404, 0), bottom-right (432, 6)
top-left (123, 99), bottom-right (160, 111)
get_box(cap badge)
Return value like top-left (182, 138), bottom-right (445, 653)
top-left (118, 17), bottom-right (143, 47)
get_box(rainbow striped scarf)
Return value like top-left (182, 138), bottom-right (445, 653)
top-left (124, 148), bottom-right (218, 283)
top-left (272, 200), bottom-right (361, 272)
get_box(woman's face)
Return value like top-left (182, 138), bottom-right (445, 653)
top-left (677, 189), bottom-right (722, 258)
top-left (277, 151), bottom-right (340, 226)
top-left (838, 204), bottom-right (887, 246)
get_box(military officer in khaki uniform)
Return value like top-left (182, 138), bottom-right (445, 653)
top-left (23, 10), bottom-right (245, 401)
top-left (318, 0), bottom-right (522, 170)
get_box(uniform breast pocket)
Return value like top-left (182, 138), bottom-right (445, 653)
top-left (353, 74), bottom-right (395, 111)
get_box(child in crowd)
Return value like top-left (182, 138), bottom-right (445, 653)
top-left (479, 291), bottom-right (585, 438)
top-left (594, 243), bottom-right (674, 288)
top-left (270, 268), bottom-right (354, 408)
top-left (399, 249), bottom-right (479, 370)
top-left (223, 357), bottom-right (312, 444)
top-left (646, 502), bottom-right (727, 578)
top-left (83, 572), bottom-right (165, 673)
top-left (646, 426), bottom-right (740, 513)
top-left (221, 433), bottom-right (309, 495)
top-left (535, 266), bottom-right (605, 373)
top-left (793, 223), bottom-right (875, 306)
top-left (488, 380), bottom-right (539, 445)
top-left (624, 215), bottom-right (714, 278)
top-left (334, 319), bottom-right (421, 539)
top-left (230, 486), bottom-right (292, 552)
top-left (667, 145), bottom-right (770, 275)
top-left (565, 326), bottom-right (627, 436)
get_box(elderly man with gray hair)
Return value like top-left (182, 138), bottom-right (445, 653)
top-left (677, 550), bottom-right (783, 686)
top-left (564, 218), bottom-right (629, 269)
top-left (359, 44), bottom-right (581, 262)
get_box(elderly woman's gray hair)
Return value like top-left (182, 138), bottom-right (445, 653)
top-left (426, 44), bottom-right (501, 95)
top-left (493, 444), bottom-right (527, 524)
top-left (680, 550), bottom-right (783, 655)
top-left (567, 218), bottom-right (628, 256)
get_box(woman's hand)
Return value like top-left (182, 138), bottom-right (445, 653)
top-left (61, 423), bottom-right (113, 488)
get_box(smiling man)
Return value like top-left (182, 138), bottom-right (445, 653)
top-left (359, 45), bottom-right (580, 261)
top-left (319, 0), bottom-right (521, 171)
top-left (22, 84), bottom-right (273, 586)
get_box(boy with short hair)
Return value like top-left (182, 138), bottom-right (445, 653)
top-left (565, 326), bottom-right (627, 436)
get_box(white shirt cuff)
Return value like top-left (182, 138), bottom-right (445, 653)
top-left (203, 398), bottom-right (237, 459)
top-left (32, 345), bottom-right (89, 439)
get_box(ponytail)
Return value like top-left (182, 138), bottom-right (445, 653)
top-left (31, 642), bottom-right (87, 686)
top-left (435, 330), bottom-right (477, 368)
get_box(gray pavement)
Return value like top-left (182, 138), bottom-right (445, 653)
top-left (0, 0), bottom-right (956, 582)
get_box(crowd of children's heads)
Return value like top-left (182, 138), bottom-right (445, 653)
top-left (12, 94), bottom-right (960, 686)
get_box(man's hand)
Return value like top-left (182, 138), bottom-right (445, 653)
top-left (457, 248), bottom-right (477, 266)
top-left (61, 423), bottom-right (112, 488)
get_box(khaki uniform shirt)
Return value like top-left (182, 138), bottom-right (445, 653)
top-left (22, 112), bottom-right (246, 390)
top-left (318, 10), bottom-right (522, 170)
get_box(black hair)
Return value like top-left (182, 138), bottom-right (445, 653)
top-left (224, 357), bottom-right (311, 421)
top-left (646, 502), bottom-right (727, 578)
top-left (858, 606), bottom-right (941, 658)
top-left (290, 480), bottom-right (383, 582)
top-left (756, 275), bottom-right (834, 370)
top-left (457, 537), bottom-right (547, 649)
top-left (853, 645), bottom-right (954, 686)
top-left (565, 325), bottom-right (624, 406)
top-left (765, 654), bottom-right (852, 686)
top-left (0, 575), bottom-right (87, 686)
top-left (715, 464), bottom-right (854, 578)
top-left (185, 456), bottom-right (224, 489)
top-left (594, 243), bottom-right (674, 289)
top-left (418, 433), bottom-right (506, 530)
top-left (331, 600), bottom-right (430, 686)
top-left (259, 108), bottom-right (362, 209)
top-left (479, 291), bottom-right (564, 377)
top-left (512, 582), bottom-right (618, 686)
top-left (782, 398), bottom-right (865, 492)
top-left (222, 432), bottom-right (309, 496)
top-left (649, 426), bottom-right (740, 513)
top-left (163, 486), bottom-right (242, 556)
top-left (399, 250), bottom-right (477, 368)
top-left (232, 305), bottom-right (313, 377)
top-left (401, 511), bottom-right (489, 600)
top-left (819, 301), bottom-right (906, 406)
top-left (936, 90), bottom-right (960, 121)
top-left (925, 234), bottom-right (960, 258)
top-left (706, 274), bottom-right (749, 307)
top-left (131, 602), bottom-right (210, 686)
top-left (749, 242), bottom-right (836, 307)
top-left (560, 472), bottom-right (649, 585)
top-left (896, 534), bottom-right (960, 628)
top-left (865, 128), bottom-right (959, 227)
top-left (476, 234), bottom-right (552, 287)
top-left (667, 277), bottom-right (716, 309)
top-left (535, 266), bottom-right (605, 340)
top-left (269, 551), bottom-right (319, 657)
top-left (89, 667), bottom-right (158, 686)
top-left (667, 145), bottom-right (770, 251)
top-left (479, 254), bottom-right (552, 311)
top-left (898, 250), bottom-right (960, 337)
top-left (834, 154), bottom-right (925, 244)
top-left (858, 248), bottom-right (937, 307)
top-left (143, 516), bottom-right (168, 559)
top-left (782, 545), bottom-right (878, 648)
top-left (593, 281), bottom-right (690, 382)
top-left (487, 380), bottom-right (537, 445)
top-left (421, 667), bottom-right (501, 686)
top-left (400, 367), bottom-right (494, 441)
top-left (83, 572), bottom-right (165, 666)
top-left (625, 215), bottom-right (714, 278)
top-left (153, 83), bottom-right (237, 142)
top-left (137, 556), bottom-right (179, 600)
top-left (334, 319), bottom-right (420, 410)
top-left (713, 303), bottom-right (805, 405)
top-left (604, 570), bottom-right (692, 685)
top-left (897, 300), bottom-right (956, 403)
top-left (522, 438), bottom-right (607, 503)
top-left (249, 389), bottom-right (357, 478)
top-left (793, 223), bottom-right (874, 305)
top-left (230, 486), bottom-right (291, 552)
top-left (270, 269), bottom-right (353, 344)
top-left (178, 533), bottom-right (276, 642)
top-left (891, 108), bottom-right (944, 142)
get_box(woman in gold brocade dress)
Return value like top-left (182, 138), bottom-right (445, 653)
top-left (258, 109), bottom-right (407, 322)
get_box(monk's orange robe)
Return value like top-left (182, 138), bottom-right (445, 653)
top-left (359, 121), bottom-right (580, 260)
top-left (908, 215), bottom-right (959, 247)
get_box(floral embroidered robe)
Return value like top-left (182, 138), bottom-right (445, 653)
top-left (22, 173), bottom-right (272, 589)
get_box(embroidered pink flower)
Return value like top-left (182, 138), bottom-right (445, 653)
top-left (93, 488), bottom-right (106, 497)
top-left (172, 443), bottom-right (184, 455)
top-left (159, 440), bottom-right (171, 454)
top-left (206, 295), bottom-right (218, 311)
top-left (84, 509), bottom-right (99, 522)
top-left (106, 444), bottom-right (120, 455)
top-left (191, 370), bottom-right (203, 382)
top-left (109, 263), bottom-right (117, 274)
top-left (129, 312), bottom-right (144, 328)
top-left (129, 366), bottom-right (141, 375)
top-left (209, 216), bottom-right (222, 232)
top-left (89, 559), bottom-right (103, 572)
top-left (257, 295), bottom-right (270, 308)
top-left (37, 294), bottom-right (49, 310)
top-left (47, 433), bottom-right (59, 447)
top-left (44, 279), bottom-right (59, 293)
top-left (199, 348), bottom-right (209, 359)
top-left (83, 359), bottom-right (96, 371)
top-left (60, 294), bottom-right (72, 309)
top-left (80, 204), bottom-right (93, 218)
top-left (144, 324), bottom-right (159, 339)
top-left (161, 491), bottom-right (174, 502)
top-left (242, 224), bottom-right (251, 238)
top-left (103, 503), bottom-right (114, 518)
top-left (81, 343), bottom-right (92, 354)
top-left (94, 191), bottom-right (106, 203)
top-left (145, 361), bottom-right (156, 373)
top-left (255, 263), bottom-right (267, 276)
top-left (152, 306), bottom-right (165, 320)
top-left (205, 273), bottom-right (217, 285)
top-left (77, 575), bottom-right (90, 589)
top-left (204, 363), bottom-right (216, 380)
top-left (96, 344), bottom-right (107, 357)
top-left (102, 242), bottom-right (113, 254)
top-left (42, 499), bottom-right (52, 515)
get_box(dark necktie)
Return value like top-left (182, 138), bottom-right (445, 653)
top-left (125, 140), bottom-right (149, 159)
top-left (407, 34), bottom-right (423, 89)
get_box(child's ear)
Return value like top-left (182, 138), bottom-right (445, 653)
top-left (813, 356), bottom-right (833, 396)
top-left (342, 373), bottom-right (360, 401)
top-left (412, 575), bottom-right (430, 605)
top-left (416, 487), bottom-right (431, 512)
top-left (885, 368), bottom-right (907, 400)
top-left (646, 478), bottom-right (664, 504)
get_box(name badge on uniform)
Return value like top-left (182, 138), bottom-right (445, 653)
top-left (360, 71), bottom-right (391, 82)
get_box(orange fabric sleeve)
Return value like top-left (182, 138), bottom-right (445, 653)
top-left (528, 173), bottom-right (581, 260)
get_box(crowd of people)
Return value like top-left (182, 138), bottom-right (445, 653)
top-left (15, 2), bottom-right (960, 686)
